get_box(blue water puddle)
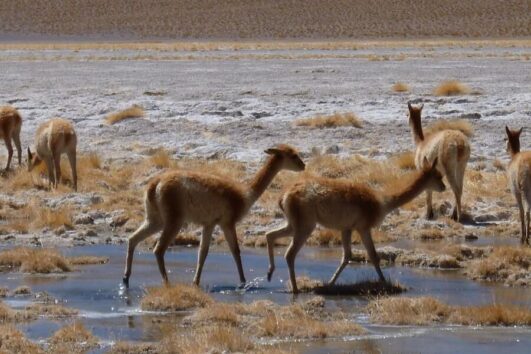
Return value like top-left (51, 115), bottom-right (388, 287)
top-left (1, 244), bottom-right (530, 353)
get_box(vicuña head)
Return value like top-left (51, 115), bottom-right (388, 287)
top-left (505, 126), bottom-right (523, 156)
top-left (123, 144), bottom-right (305, 288)
top-left (265, 156), bottom-right (444, 294)
top-left (505, 125), bottom-right (530, 245)
top-left (27, 147), bottom-right (42, 172)
top-left (406, 102), bottom-right (470, 222)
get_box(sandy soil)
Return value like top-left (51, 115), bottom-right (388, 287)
top-left (1, 1), bottom-right (530, 40)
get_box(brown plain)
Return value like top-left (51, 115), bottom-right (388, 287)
top-left (0, 1), bottom-right (529, 39)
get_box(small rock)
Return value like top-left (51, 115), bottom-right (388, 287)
top-left (3, 235), bottom-right (15, 241)
top-left (74, 214), bottom-right (94, 225)
top-left (464, 234), bottom-right (479, 241)
top-left (12, 286), bottom-right (31, 296)
top-left (54, 226), bottom-right (66, 236)
top-left (84, 229), bottom-right (98, 237)
top-left (325, 145), bottom-right (340, 154)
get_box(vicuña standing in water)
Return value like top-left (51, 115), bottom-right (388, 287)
top-left (0, 106), bottom-right (22, 171)
top-left (505, 126), bottom-right (531, 245)
top-left (27, 118), bottom-right (78, 191)
top-left (266, 157), bottom-right (445, 294)
top-left (123, 144), bottom-right (305, 288)
top-left (407, 102), bottom-right (470, 221)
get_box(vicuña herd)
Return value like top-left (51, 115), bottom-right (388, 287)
top-left (0, 103), bottom-right (528, 294)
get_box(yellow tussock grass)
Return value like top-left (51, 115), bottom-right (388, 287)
top-left (163, 325), bottom-right (254, 354)
top-left (150, 148), bottom-right (172, 168)
top-left (433, 80), bottom-right (471, 96)
top-left (465, 246), bottom-right (530, 286)
top-left (25, 304), bottom-right (78, 318)
top-left (68, 256), bottom-right (109, 265)
top-left (48, 322), bottom-right (98, 352)
top-left (424, 119), bottom-right (474, 138)
top-left (0, 248), bottom-right (71, 273)
top-left (105, 105), bottom-right (145, 125)
top-left (368, 296), bottom-right (531, 326)
top-left (295, 112), bottom-right (362, 129)
top-left (392, 82), bottom-right (410, 92)
top-left (0, 325), bottom-right (43, 353)
top-left (140, 283), bottom-right (213, 311)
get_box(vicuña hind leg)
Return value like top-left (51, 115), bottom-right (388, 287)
top-left (329, 229), bottom-right (353, 285)
top-left (12, 132), bottom-right (22, 167)
top-left (266, 223), bottom-right (292, 281)
top-left (193, 224), bottom-right (215, 285)
top-left (285, 224), bottom-right (314, 294)
top-left (525, 207), bottom-right (530, 245)
top-left (3, 136), bottom-right (13, 171)
top-left (123, 220), bottom-right (161, 287)
top-left (154, 222), bottom-right (182, 284)
top-left (447, 171), bottom-right (464, 222)
top-left (516, 196), bottom-right (526, 244)
top-left (360, 229), bottom-right (385, 282)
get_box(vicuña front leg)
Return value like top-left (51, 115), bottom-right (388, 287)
top-left (3, 136), bottom-right (13, 171)
top-left (193, 224), bottom-right (214, 285)
top-left (329, 229), bottom-right (353, 285)
top-left (266, 224), bottom-right (292, 281)
top-left (123, 220), bottom-right (161, 287)
top-left (360, 229), bottom-right (386, 282)
top-left (285, 227), bottom-right (312, 294)
top-left (222, 224), bottom-right (246, 284)
top-left (425, 190), bottom-right (434, 219)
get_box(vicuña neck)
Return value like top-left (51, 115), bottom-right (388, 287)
top-left (382, 171), bottom-right (430, 215)
top-left (246, 156), bottom-right (282, 207)
top-left (410, 119), bottom-right (424, 144)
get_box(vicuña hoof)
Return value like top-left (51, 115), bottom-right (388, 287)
top-left (122, 277), bottom-right (129, 288)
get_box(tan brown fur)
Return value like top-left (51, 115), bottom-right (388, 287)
top-left (408, 103), bottom-right (470, 221)
top-left (123, 145), bottom-right (305, 287)
top-left (266, 158), bottom-right (445, 293)
top-left (27, 118), bottom-right (77, 191)
top-left (0, 106), bottom-right (22, 170)
top-left (505, 126), bottom-right (531, 244)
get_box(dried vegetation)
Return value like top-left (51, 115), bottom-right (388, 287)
top-left (295, 112), bottom-right (363, 129)
top-left (367, 296), bottom-right (531, 326)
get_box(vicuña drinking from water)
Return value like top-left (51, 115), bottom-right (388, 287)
top-left (27, 118), bottom-right (78, 191)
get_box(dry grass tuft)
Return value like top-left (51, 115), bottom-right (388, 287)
top-left (295, 112), bottom-right (362, 129)
top-left (424, 119), bottom-right (474, 138)
top-left (259, 302), bottom-right (363, 339)
top-left (465, 246), bottom-right (530, 286)
top-left (25, 303), bottom-right (78, 318)
top-left (0, 248), bottom-right (71, 273)
top-left (392, 82), bottom-right (410, 92)
top-left (164, 325), bottom-right (254, 354)
top-left (0, 301), bottom-right (35, 323)
top-left (150, 148), bottom-right (172, 169)
top-left (107, 342), bottom-right (157, 354)
top-left (48, 321), bottom-right (98, 353)
top-left (290, 276), bottom-right (405, 296)
top-left (140, 283), bottom-right (213, 311)
top-left (32, 207), bottom-right (73, 230)
top-left (433, 80), bottom-right (471, 96)
top-left (368, 296), bottom-right (531, 326)
top-left (105, 104), bottom-right (145, 125)
top-left (0, 325), bottom-right (43, 353)
top-left (68, 256), bottom-right (109, 265)
top-left (82, 153), bottom-right (102, 169)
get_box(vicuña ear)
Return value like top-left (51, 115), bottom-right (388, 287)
top-left (407, 102), bottom-right (413, 110)
top-left (419, 104), bottom-right (424, 110)
top-left (27, 147), bottom-right (32, 159)
top-left (264, 148), bottom-right (281, 155)
top-left (517, 127), bottom-right (523, 135)
top-left (505, 126), bottom-right (511, 137)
